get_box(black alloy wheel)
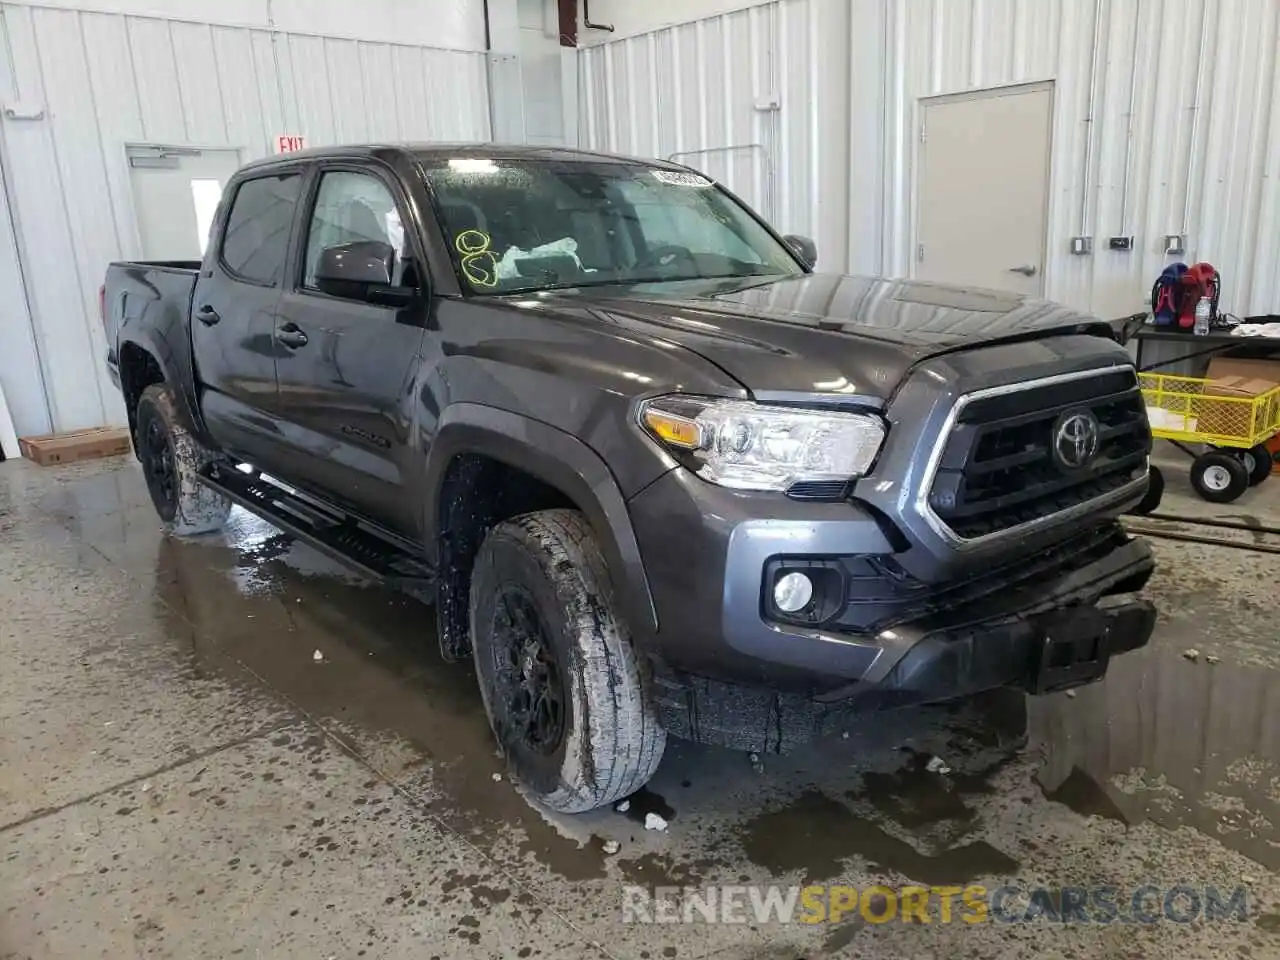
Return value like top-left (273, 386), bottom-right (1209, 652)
top-left (140, 413), bottom-right (178, 519)
top-left (490, 585), bottom-right (567, 756)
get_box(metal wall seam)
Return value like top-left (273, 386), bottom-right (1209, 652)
top-left (0, 1), bottom-right (489, 434)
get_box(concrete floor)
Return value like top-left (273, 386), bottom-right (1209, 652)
top-left (2, 450), bottom-right (1279, 959)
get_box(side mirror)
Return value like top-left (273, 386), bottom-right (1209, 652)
top-left (315, 240), bottom-right (415, 306)
top-left (783, 234), bottom-right (817, 269)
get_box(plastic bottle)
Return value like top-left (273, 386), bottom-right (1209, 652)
top-left (1194, 296), bottom-right (1211, 336)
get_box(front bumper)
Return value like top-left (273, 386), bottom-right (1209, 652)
top-left (627, 467), bottom-right (1156, 749)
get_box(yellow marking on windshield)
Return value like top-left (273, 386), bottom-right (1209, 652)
top-left (455, 229), bottom-right (499, 288)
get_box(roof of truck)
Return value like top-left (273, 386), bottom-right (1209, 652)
top-left (238, 142), bottom-right (685, 174)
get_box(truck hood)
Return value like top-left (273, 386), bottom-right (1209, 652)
top-left (534, 273), bottom-right (1110, 401)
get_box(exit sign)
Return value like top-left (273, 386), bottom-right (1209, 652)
top-left (275, 134), bottom-right (306, 154)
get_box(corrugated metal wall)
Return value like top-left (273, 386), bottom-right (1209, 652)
top-left (577, 0), bottom-right (1280, 322)
top-left (0, 1), bottom-right (490, 435)
top-left (576, 0), bottom-right (819, 235)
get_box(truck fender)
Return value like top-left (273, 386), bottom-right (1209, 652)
top-left (116, 331), bottom-right (208, 447)
top-left (422, 403), bottom-right (659, 640)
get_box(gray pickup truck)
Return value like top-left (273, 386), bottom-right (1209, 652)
top-left (104, 143), bottom-right (1156, 812)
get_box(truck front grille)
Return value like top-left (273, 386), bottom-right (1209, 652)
top-left (927, 368), bottom-right (1150, 540)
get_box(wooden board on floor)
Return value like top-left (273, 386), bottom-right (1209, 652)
top-left (18, 427), bottom-right (132, 466)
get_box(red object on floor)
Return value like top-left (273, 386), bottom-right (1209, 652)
top-left (1267, 434), bottom-right (1280, 474)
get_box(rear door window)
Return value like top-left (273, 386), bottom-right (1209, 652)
top-left (220, 173), bottom-right (302, 285)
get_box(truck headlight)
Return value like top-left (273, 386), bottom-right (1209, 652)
top-left (639, 396), bottom-right (886, 492)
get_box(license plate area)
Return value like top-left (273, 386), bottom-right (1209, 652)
top-left (1030, 606), bottom-right (1111, 694)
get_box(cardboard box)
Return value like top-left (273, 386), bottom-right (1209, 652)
top-left (1205, 356), bottom-right (1280, 384)
top-left (18, 427), bottom-right (132, 466)
top-left (1194, 366), bottom-right (1280, 440)
top-left (1204, 375), bottom-right (1279, 398)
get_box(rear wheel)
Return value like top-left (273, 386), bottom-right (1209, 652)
top-left (1190, 451), bottom-right (1249, 504)
top-left (135, 384), bottom-right (231, 535)
top-left (1244, 444), bottom-right (1273, 486)
top-left (469, 509), bottom-right (665, 812)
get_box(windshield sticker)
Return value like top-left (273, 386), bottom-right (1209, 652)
top-left (651, 170), bottom-right (713, 187)
top-left (455, 229), bottom-right (499, 288)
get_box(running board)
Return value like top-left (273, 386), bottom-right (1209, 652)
top-left (198, 465), bottom-right (435, 602)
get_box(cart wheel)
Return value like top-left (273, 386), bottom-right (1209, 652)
top-left (1128, 464), bottom-right (1164, 515)
top-left (1244, 444), bottom-right (1273, 486)
top-left (1191, 452), bottom-right (1250, 503)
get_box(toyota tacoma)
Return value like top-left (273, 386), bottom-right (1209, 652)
top-left (103, 144), bottom-right (1156, 812)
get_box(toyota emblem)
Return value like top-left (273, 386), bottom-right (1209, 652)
top-left (1053, 410), bottom-right (1100, 470)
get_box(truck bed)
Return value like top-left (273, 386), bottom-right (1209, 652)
top-left (103, 260), bottom-right (201, 385)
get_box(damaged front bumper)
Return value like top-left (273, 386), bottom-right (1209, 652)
top-left (650, 532), bottom-right (1156, 753)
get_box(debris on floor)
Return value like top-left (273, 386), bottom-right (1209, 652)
top-left (615, 799), bottom-right (630, 813)
top-left (1184, 648), bottom-right (1201, 662)
top-left (925, 755), bottom-right (952, 775)
top-left (491, 772), bottom-right (502, 782)
top-left (602, 839), bottom-right (620, 855)
top-left (644, 812), bottom-right (668, 832)
top-left (312, 649), bottom-right (324, 662)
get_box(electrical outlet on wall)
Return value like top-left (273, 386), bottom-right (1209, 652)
top-left (1108, 236), bottom-right (1134, 251)
top-left (1070, 236), bottom-right (1093, 255)
top-left (1165, 234), bottom-right (1186, 256)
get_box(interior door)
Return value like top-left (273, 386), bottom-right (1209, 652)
top-left (128, 146), bottom-right (242, 259)
top-left (272, 166), bottom-right (428, 533)
top-left (915, 83), bottom-right (1053, 296)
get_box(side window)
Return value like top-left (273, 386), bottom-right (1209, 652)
top-left (220, 173), bottom-right (302, 284)
top-left (303, 171), bottom-right (409, 289)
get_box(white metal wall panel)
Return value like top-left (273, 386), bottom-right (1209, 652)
top-left (578, 1), bottom-right (818, 236)
top-left (0, 1), bottom-right (490, 434)
top-left (10, 0), bottom-right (486, 50)
top-left (889, 0), bottom-right (1280, 319)
top-left (579, 0), bottom-right (1280, 320)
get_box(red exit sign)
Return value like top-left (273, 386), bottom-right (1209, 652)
top-left (275, 134), bottom-right (306, 154)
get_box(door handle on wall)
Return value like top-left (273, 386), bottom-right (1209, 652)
top-left (1008, 264), bottom-right (1038, 277)
top-left (195, 305), bottom-right (221, 325)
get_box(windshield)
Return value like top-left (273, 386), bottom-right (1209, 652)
top-left (420, 158), bottom-right (805, 295)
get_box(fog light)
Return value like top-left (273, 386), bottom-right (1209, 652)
top-left (773, 571), bottom-right (814, 613)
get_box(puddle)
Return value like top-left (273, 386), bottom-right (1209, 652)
top-left (36, 469), bottom-right (1280, 889)
top-left (1031, 645), bottom-right (1280, 870)
top-left (736, 788), bottom-right (1020, 885)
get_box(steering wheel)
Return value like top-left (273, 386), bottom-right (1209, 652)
top-left (638, 243), bottom-right (698, 272)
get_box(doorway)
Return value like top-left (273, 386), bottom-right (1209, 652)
top-left (127, 146), bottom-right (242, 260)
top-left (914, 82), bottom-right (1053, 296)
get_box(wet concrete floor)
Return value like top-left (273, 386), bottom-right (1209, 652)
top-left (2, 452), bottom-right (1279, 958)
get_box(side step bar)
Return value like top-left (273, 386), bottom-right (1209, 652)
top-left (198, 464), bottom-right (435, 603)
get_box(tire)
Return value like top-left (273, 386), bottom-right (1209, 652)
top-left (469, 508), bottom-right (665, 813)
top-left (1190, 451), bottom-right (1250, 504)
top-left (1128, 464), bottom-right (1164, 515)
top-left (1244, 444), bottom-right (1273, 486)
top-left (135, 384), bottom-right (232, 535)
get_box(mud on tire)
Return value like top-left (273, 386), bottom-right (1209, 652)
top-left (469, 509), bottom-right (666, 813)
top-left (135, 384), bottom-right (232, 536)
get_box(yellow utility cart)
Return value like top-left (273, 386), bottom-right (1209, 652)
top-left (1139, 371), bottom-right (1280, 504)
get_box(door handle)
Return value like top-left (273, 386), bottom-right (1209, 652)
top-left (1008, 264), bottom-right (1038, 277)
top-left (195, 305), bottom-right (221, 326)
top-left (275, 323), bottom-right (308, 348)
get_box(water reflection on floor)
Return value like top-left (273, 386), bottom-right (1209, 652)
top-left (11, 459), bottom-right (1280, 958)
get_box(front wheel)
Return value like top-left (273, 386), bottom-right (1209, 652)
top-left (1190, 451), bottom-right (1250, 504)
top-left (135, 384), bottom-right (232, 535)
top-left (469, 509), bottom-right (666, 813)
